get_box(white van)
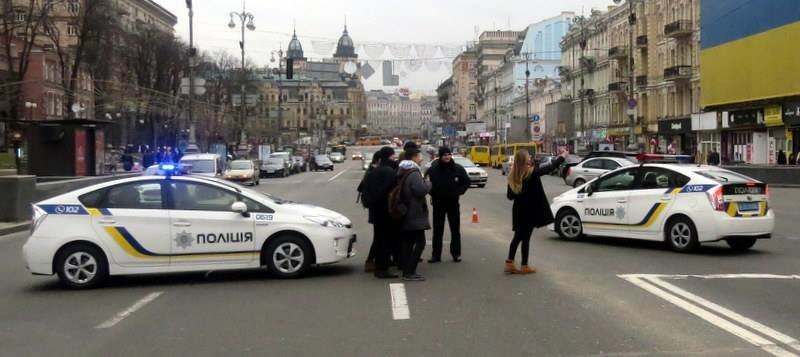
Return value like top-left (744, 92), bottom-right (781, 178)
top-left (179, 153), bottom-right (223, 177)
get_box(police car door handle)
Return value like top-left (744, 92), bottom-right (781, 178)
top-left (660, 196), bottom-right (672, 201)
top-left (616, 199), bottom-right (627, 203)
top-left (173, 221), bottom-right (192, 227)
top-left (98, 219), bottom-right (116, 224)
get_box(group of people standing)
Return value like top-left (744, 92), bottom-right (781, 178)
top-left (358, 141), bottom-right (568, 281)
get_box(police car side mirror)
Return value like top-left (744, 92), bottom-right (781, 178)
top-left (586, 182), bottom-right (595, 196)
top-left (231, 201), bottom-right (249, 217)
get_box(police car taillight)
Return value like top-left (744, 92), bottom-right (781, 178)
top-left (30, 205), bottom-right (48, 234)
top-left (707, 186), bottom-right (725, 211)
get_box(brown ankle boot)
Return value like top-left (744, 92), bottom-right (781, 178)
top-left (518, 265), bottom-right (537, 274)
top-left (504, 260), bottom-right (518, 274)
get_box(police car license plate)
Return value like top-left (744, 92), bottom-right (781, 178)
top-left (738, 202), bottom-right (759, 212)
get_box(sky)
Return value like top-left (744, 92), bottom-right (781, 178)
top-left (158, 0), bottom-right (617, 94)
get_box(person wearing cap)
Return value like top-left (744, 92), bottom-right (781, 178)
top-left (396, 142), bottom-right (431, 281)
top-left (425, 146), bottom-right (470, 263)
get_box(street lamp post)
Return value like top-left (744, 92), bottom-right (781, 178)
top-left (228, 1), bottom-right (255, 151)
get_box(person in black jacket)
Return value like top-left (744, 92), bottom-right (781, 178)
top-left (505, 148), bottom-right (567, 274)
top-left (396, 144), bottom-right (431, 281)
top-left (360, 147), bottom-right (398, 278)
top-left (425, 146), bottom-right (470, 263)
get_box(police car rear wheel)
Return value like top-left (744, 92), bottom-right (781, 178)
top-left (726, 237), bottom-right (757, 251)
top-left (266, 236), bottom-right (310, 278)
top-left (556, 210), bottom-right (583, 240)
top-left (666, 217), bottom-right (699, 252)
top-left (55, 244), bottom-right (108, 289)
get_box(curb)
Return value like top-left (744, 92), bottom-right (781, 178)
top-left (0, 222), bottom-right (30, 236)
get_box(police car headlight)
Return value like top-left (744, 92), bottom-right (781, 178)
top-left (304, 216), bottom-right (346, 228)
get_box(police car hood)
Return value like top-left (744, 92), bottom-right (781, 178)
top-left (283, 202), bottom-right (351, 225)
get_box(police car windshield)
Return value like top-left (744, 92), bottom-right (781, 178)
top-left (453, 157), bottom-right (476, 167)
top-left (695, 169), bottom-right (754, 183)
top-left (229, 161), bottom-right (252, 170)
top-left (239, 186), bottom-right (289, 204)
top-left (181, 159), bottom-right (214, 173)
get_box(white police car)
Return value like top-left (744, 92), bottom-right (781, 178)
top-left (549, 156), bottom-right (774, 252)
top-left (23, 165), bottom-right (357, 288)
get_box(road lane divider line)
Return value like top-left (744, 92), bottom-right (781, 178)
top-left (620, 276), bottom-right (796, 357)
top-left (328, 169), bottom-right (349, 182)
top-left (95, 291), bottom-right (164, 329)
top-left (619, 273), bottom-right (800, 280)
top-left (389, 283), bottom-right (410, 320)
top-left (643, 276), bottom-right (800, 353)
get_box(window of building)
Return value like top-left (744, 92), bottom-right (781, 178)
top-left (67, 0), bottom-right (80, 13)
top-left (15, 11), bottom-right (26, 22)
top-left (67, 24), bottom-right (78, 36)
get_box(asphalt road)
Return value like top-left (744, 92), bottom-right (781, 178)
top-left (1, 147), bottom-right (799, 356)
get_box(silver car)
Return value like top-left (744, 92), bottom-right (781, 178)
top-left (501, 156), bottom-right (514, 176)
top-left (564, 157), bottom-right (634, 187)
top-left (453, 156), bottom-right (488, 188)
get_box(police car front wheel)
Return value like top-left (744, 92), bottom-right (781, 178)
top-left (265, 235), bottom-right (311, 278)
top-left (556, 209), bottom-right (584, 240)
top-left (665, 217), bottom-right (699, 253)
top-left (55, 244), bottom-right (108, 289)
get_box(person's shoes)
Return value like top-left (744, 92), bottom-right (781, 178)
top-left (452, 256), bottom-right (462, 263)
top-left (402, 274), bottom-right (426, 282)
top-left (374, 271), bottom-right (399, 279)
top-left (364, 260), bottom-right (375, 273)
top-left (427, 257), bottom-right (441, 263)
top-left (504, 260), bottom-right (519, 274)
top-left (518, 265), bottom-right (537, 274)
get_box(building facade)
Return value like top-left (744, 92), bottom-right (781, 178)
top-left (451, 47), bottom-right (478, 124)
top-left (366, 90), bottom-right (432, 139)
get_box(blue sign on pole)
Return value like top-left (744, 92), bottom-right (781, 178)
top-left (531, 114), bottom-right (540, 122)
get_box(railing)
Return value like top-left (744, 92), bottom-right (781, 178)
top-left (608, 82), bottom-right (625, 92)
top-left (557, 65), bottom-right (571, 78)
top-left (664, 20), bottom-right (692, 37)
top-left (608, 46), bottom-right (627, 59)
top-left (663, 65), bottom-right (692, 81)
top-left (579, 56), bottom-right (596, 71)
top-left (636, 75), bottom-right (648, 86)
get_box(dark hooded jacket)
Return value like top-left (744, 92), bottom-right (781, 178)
top-left (364, 159), bottom-right (398, 224)
top-left (426, 158), bottom-right (470, 200)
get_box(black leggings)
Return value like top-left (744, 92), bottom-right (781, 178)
top-left (507, 226), bottom-right (534, 265)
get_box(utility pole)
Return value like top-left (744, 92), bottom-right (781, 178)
top-left (493, 74), bottom-right (498, 144)
top-left (523, 51), bottom-right (531, 142)
top-left (228, 0), bottom-right (255, 151)
top-left (186, 0), bottom-right (196, 145)
top-left (627, 0), bottom-right (637, 151)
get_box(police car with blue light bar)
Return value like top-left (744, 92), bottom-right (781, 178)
top-left (23, 164), bottom-right (357, 289)
top-left (549, 155), bottom-right (774, 252)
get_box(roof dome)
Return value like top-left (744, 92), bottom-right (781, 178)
top-left (334, 25), bottom-right (357, 58)
top-left (287, 29), bottom-right (304, 59)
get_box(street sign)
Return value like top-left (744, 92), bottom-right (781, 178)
top-left (531, 114), bottom-right (540, 122)
top-left (628, 98), bottom-right (637, 109)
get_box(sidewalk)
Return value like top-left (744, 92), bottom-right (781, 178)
top-left (0, 221), bottom-right (30, 236)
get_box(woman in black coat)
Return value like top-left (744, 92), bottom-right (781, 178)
top-left (505, 148), bottom-right (567, 274)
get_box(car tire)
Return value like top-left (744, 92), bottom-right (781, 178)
top-left (255, 178), bottom-right (260, 186)
top-left (264, 235), bottom-right (312, 279)
top-left (573, 178), bottom-right (585, 188)
top-left (555, 209), bottom-right (584, 241)
top-left (665, 216), bottom-right (699, 253)
top-left (55, 244), bottom-right (108, 289)
top-left (478, 184), bottom-right (486, 188)
top-left (726, 237), bottom-right (757, 251)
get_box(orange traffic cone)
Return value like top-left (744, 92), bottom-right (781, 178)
top-left (472, 208), bottom-right (480, 224)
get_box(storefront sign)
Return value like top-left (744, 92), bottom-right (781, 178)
top-left (728, 109), bottom-right (761, 128)
top-left (785, 102), bottom-right (800, 127)
top-left (764, 105), bottom-right (783, 127)
top-left (768, 137), bottom-right (776, 164)
top-left (658, 118), bottom-right (691, 134)
top-left (465, 121), bottom-right (486, 134)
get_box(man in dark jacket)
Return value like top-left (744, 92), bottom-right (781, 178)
top-left (425, 146), bottom-right (470, 263)
top-left (396, 143), bottom-right (431, 281)
top-left (361, 146), bottom-right (399, 278)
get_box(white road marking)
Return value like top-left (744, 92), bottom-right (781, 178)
top-left (620, 273), bottom-right (800, 280)
top-left (621, 276), bottom-right (796, 357)
top-left (328, 169), bottom-right (349, 182)
top-left (95, 292), bottom-right (164, 329)
top-left (642, 276), bottom-right (800, 353)
top-left (389, 283), bottom-right (410, 320)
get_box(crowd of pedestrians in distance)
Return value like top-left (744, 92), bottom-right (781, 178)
top-left (358, 141), bottom-right (568, 281)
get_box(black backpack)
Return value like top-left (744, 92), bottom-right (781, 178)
top-left (357, 169), bottom-right (374, 209)
top-left (388, 170), bottom-right (414, 221)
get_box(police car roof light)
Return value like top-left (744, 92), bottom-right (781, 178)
top-left (636, 153), bottom-right (694, 164)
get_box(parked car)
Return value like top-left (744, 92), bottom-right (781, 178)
top-left (564, 157), bottom-right (635, 187)
top-left (559, 154), bottom-right (584, 179)
top-left (362, 152), bottom-right (373, 170)
top-left (329, 152), bottom-right (345, 163)
top-left (223, 160), bottom-right (260, 185)
top-left (292, 156), bottom-right (307, 173)
top-left (261, 158), bottom-right (291, 177)
top-left (179, 153), bottom-right (223, 178)
top-left (310, 155), bottom-right (334, 171)
top-left (351, 151), bottom-right (363, 161)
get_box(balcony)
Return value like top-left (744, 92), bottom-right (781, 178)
top-left (608, 46), bottom-right (627, 60)
top-left (636, 35), bottom-right (648, 48)
top-left (579, 56), bottom-right (596, 71)
top-left (579, 88), bottom-right (595, 98)
top-left (608, 82), bottom-right (626, 93)
top-left (663, 65), bottom-right (692, 81)
top-left (664, 20), bottom-right (693, 38)
top-left (636, 75), bottom-right (648, 87)
top-left (557, 65), bottom-right (572, 78)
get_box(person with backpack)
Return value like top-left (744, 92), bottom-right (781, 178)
top-left (390, 143), bottom-right (431, 281)
top-left (359, 146), bottom-right (399, 278)
top-left (505, 148), bottom-right (568, 274)
top-left (425, 146), bottom-right (470, 263)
